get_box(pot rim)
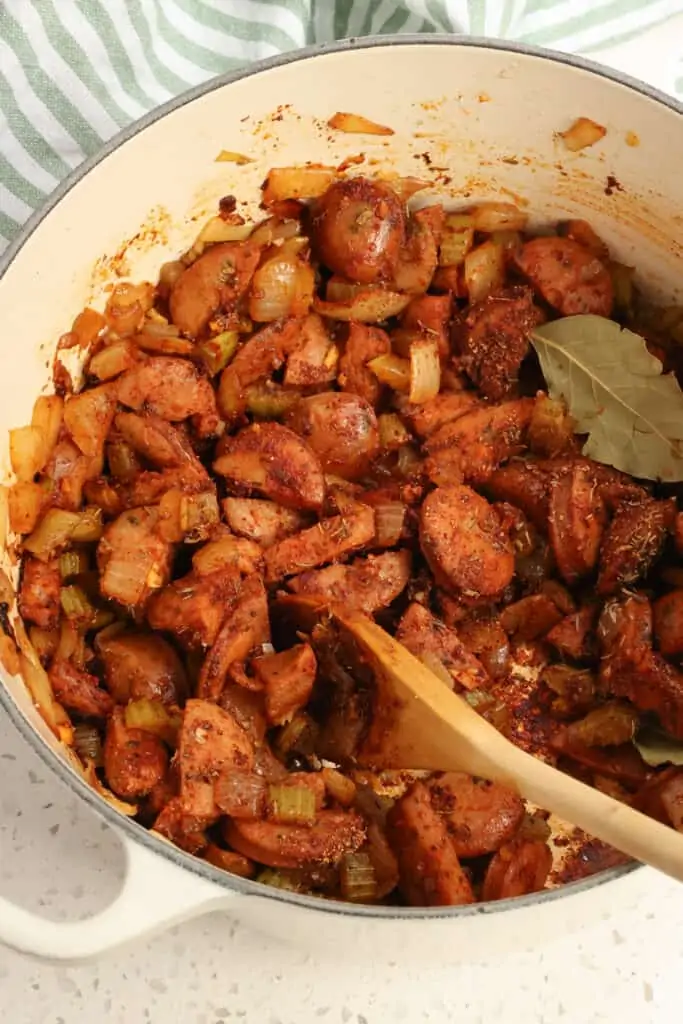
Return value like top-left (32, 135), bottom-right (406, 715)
top-left (2, 30), bottom-right (676, 921)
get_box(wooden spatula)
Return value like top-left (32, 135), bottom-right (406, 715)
top-left (331, 606), bottom-right (683, 885)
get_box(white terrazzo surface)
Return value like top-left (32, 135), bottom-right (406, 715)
top-left (2, 710), bottom-right (683, 1024)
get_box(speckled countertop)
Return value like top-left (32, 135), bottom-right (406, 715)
top-left (1, 705), bottom-right (683, 1024)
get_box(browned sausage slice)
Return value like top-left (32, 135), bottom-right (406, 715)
top-left (104, 707), bottom-right (168, 799)
top-left (179, 699), bottom-right (254, 821)
top-left (420, 485), bottom-right (514, 598)
top-left (654, 590), bottom-right (683, 658)
top-left (217, 318), bottom-right (303, 421)
top-left (386, 782), bottom-right (475, 906)
top-left (49, 658), bottom-right (114, 719)
top-left (426, 399), bottom-right (534, 486)
top-left (147, 567), bottom-right (240, 649)
top-left (401, 293), bottom-right (452, 358)
top-left (225, 811), bottom-right (366, 868)
top-left (170, 240), bottom-right (261, 338)
top-left (481, 837), bottom-right (552, 901)
top-left (97, 506), bottom-right (174, 608)
top-left (401, 389), bottom-right (480, 439)
top-left (396, 602), bottom-right (490, 691)
top-left (19, 557), bottom-right (61, 630)
top-left (548, 463), bottom-right (606, 583)
top-left (289, 550), bottom-right (411, 616)
top-left (285, 392), bottom-right (379, 480)
top-left (214, 422), bottom-right (325, 512)
top-left (485, 460), bottom-right (551, 532)
top-left (96, 630), bottom-right (188, 705)
top-left (223, 497), bottom-right (309, 548)
top-left (514, 236), bottom-right (613, 317)
top-left (197, 575), bottom-right (270, 701)
top-left (597, 498), bottom-right (671, 596)
top-left (252, 643), bottom-right (317, 726)
top-left (546, 604), bottom-right (598, 661)
top-left (427, 772), bottom-right (525, 857)
top-left (454, 286), bottom-right (543, 401)
top-left (264, 504), bottom-right (375, 583)
top-left (117, 357), bottom-right (220, 437)
top-left (338, 322), bottom-right (391, 406)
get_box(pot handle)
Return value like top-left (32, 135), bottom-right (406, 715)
top-left (0, 833), bottom-right (232, 962)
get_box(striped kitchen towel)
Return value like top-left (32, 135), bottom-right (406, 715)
top-left (1, 0), bottom-right (683, 252)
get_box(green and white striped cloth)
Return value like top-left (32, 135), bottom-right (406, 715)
top-left (1, 0), bottom-right (683, 254)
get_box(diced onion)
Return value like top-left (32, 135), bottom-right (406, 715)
top-left (325, 277), bottom-right (363, 302)
top-left (262, 165), bottom-right (337, 205)
top-left (327, 112), bottom-right (394, 135)
top-left (107, 441), bottom-right (140, 482)
top-left (463, 240), bottom-right (505, 303)
top-left (63, 384), bottom-right (117, 458)
top-left (396, 443), bottom-right (421, 477)
top-left (180, 492), bottom-right (220, 543)
top-left (560, 116), bottom-right (606, 152)
top-left (409, 336), bottom-right (440, 404)
top-left (31, 395), bottom-right (63, 468)
top-left (439, 213), bottom-right (475, 267)
top-left (340, 852), bottom-right (378, 902)
top-left (28, 625), bottom-right (58, 664)
top-left (314, 288), bottom-right (411, 323)
top-left (380, 175), bottom-right (431, 203)
top-left (267, 783), bottom-right (316, 824)
top-left (70, 308), bottom-right (106, 349)
top-left (19, 650), bottom-right (72, 739)
top-left (8, 482), bottom-right (46, 536)
top-left (10, 426), bottom-right (45, 483)
top-left (215, 770), bottom-right (267, 818)
top-left (321, 766), bottom-right (357, 807)
top-left (215, 150), bottom-right (253, 164)
top-left (134, 333), bottom-right (194, 356)
top-left (158, 260), bottom-right (185, 293)
top-left (88, 340), bottom-right (137, 380)
top-left (183, 215), bottom-right (253, 265)
top-left (378, 413), bottom-right (411, 450)
top-left (249, 216), bottom-right (301, 248)
top-left (470, 202), bottom-right (528, 233)
top-left (367, 354), bottom-right (411, 391)
top-left (374, 502), bottom-right (406, 547)
top-left (0, 634), bottom-right (20, 677)
top-left (104, 282), bottom-right (154, 337)
top-left (23, 508), bottom-right (82, 561)
top-left (125, 698), bottom-right (181, 746)
top-left (249, 239), bottom-right (314, 322)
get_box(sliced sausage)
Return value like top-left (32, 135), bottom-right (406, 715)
top-left (426, 399), bottom-right (534, 486)
top-left (222, 497), bottom-right (308, 548)
top-left (481, 837), bottom-right (552, 901)
top-left (147, 567), bottom-right (240, 650)
top-left (49, 658), bottom-right (114, 719)
top-left (97, 506), bottom-right (174, 608)
top-left (401, 293), bottom-right (452, 359)
top-left (179, 699), bottom-right (254, 821)
top-left (264, 504), bottom-right (375, 583)
top-left (311, 177), bottom-right (406, 284)
top-left (289, 550), bottom-right (411, 616)
top-left (96, 630), bottom-right (188, 705)
top-left (283, 313), bottom-right (338, 388)
top-left (427, 772), bottom-right (525, 858)
top-left (286, 392), bottom-right (380, 480)
top-left (401, 390), bottom-right (480, 440)
top-left (19, 557), bottom-right (61, 630)
top-left (338, 322), bottom-right (390, 406)
top-left (214, 422), bottom-right (325, 512)
top-left (420, 485), bottom-right (514, 598)
top-left (485, 460), bottom-right (551, 532)
top-left (456, 615), bottom-right (510, 680)
top-left (225, 810), bottom-right (366, 868)
top-left (514, 236), bottom-right (613, 317)
top-left (654, 590), bottom-right (683, 658)
top-left (546, 604), bottom-right (598, 661)
top-left (597, 499), bottom-right (671, 596)
top-left (63, 384), bottom-right (117, 460)
top-left (170, 240), bottom-right (261, 338)
top-left (114, 412), bottom-right (207, 474)
top-left (253, 643), bottom-right (317, 726)
top-left (454, 286), bottom-right (543, 401)
top-left (396, 602), bottom-right (490, 691)
top-left (217, 317), bottom-right (303, 421)
top-left (548, 463), bottom-right (606, 583)
top-left (104, 707), bottom-right (168, 799)
top-left (117, 357), bottom-right (220, 438)
top-left (197, 575), bottom-right (270, 701)
top-left (386, 782), bottom-right (475, 906)
top-left (47, 439), bottom-right (102, 511)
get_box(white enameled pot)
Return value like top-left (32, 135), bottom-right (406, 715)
top-left (1, 35), bottom-right (682, 964)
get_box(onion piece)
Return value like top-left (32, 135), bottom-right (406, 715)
top-left (31, 395), bottom-right (64, 468)
top-left (70, 308), bottom-right (106, 349)
top-left (249, 216), bottom-right (301, 247)
top-left (104, 282), bottom-right (154, 337)
top-left (439, 213), bottom-right (475, 267)
top-left (560, 116), bottom-right (606, 152)
top-left (89, 339), bottom-right (138, 380)
top-left (134, 333), bottom-right (194, 357)
top-left (70, 506), bottom-right (104, 543)
top-left (215, 770), bottom-right (267, 818)
top-left (180, 492), bottom-right (220, 543)
top-left (8, 482), bottom-right (47, 535)
top-left (314, 288), bottom-right (410, 324)
top-left (374, 502), bottom-right (407, 547)
top-left (378, 413), bottom-right (411, 450)
top-left (10, 426), bottom-right (45, 483)
top-left (28, 625), bottom-right (59, 665)
top-left (409, 336), bottom-right (440, 404)
top-left (183, 215), bottom-right (253, 265)
top-left (321, 766), bottom-right (357, 807)
top-left (23, 509), bottom-right (82, 561)
top-left (19, 651), bottom-right (72, 741)
top-left (55, 620), bottom-right (86, 667)
top-left (63, 383), bottom-right (117, 458)
top-left (327, 112), bottom-right (394, 135)
top-left (368, 354), bottom-right (411, 391)
top-left (249, 238), bottom-right (315, 322)
top-left (325, 277), bottom-right (363, 302)
top-left (463, 240), bottom-right (505, 303)
top-left (125, 698), bottom-right (181, 746)
top-left (107, 441), bottom-right (141, 482)
top-left (470, 202), bottom-right (527, 233)
top-left (262, 165), bottom-right (337, 206)
top-left (215, 150), bottom-right (253, 164)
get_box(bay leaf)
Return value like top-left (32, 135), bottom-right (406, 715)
top-left (634, 726), bottom-right (683, 768)
top-left (529, 314), bottom-right (683, 481)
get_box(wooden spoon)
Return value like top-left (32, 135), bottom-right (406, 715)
top-left (331, 606), bottom-right (683, 885)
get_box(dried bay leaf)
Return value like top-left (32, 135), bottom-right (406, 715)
top-left (530, 315), bottom-right (683, 481)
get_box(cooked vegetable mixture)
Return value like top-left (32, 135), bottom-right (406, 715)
top-left (9, 167), bottom-right (683, 907)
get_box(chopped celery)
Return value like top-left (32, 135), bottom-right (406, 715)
top-left (268, 784), bottom-right (316, 824)
top-left (23, 508), bottom-right (81, 561)
top-left (256, 869), bottom-right (303, 892)
top-left (73, 723), bottom-right (103, 766)
top-left (60, 585), bottom-right (97, 625)
top-left (125, 698), bottom-right (181, 746)
top-left (340, 852), bottom-right (377, 902)
top-left (59, 550), bottom-right (90, 579)
top-left (70, 506), bottom-right (104, 543)
top-left (245, 383), bottom-right (301, 419)
top-left (199, 331), bottom-right (239, 375)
